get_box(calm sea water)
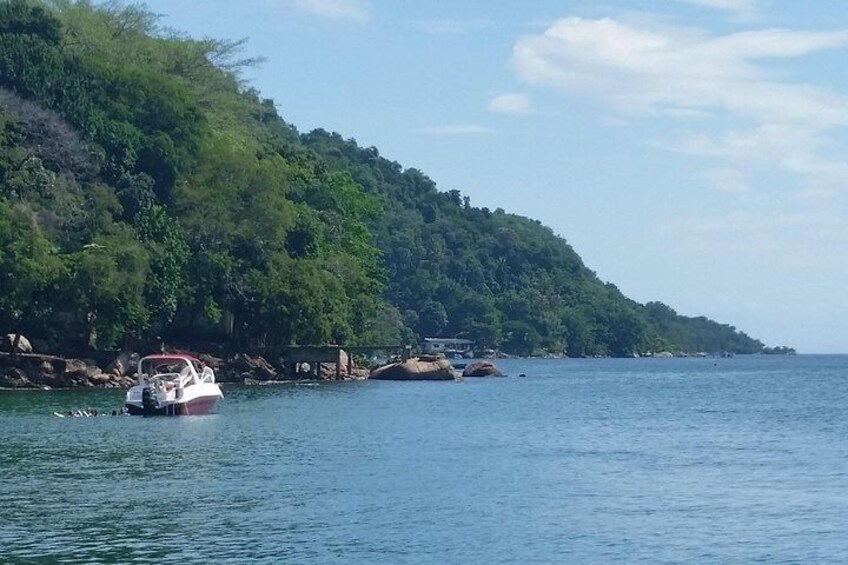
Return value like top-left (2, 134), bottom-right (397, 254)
top-left (1, 355), bottom-right (847, 564)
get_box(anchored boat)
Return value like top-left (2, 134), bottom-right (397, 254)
top-left (125, 354), bottom-right (223, 416)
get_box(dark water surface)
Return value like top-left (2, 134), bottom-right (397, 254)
top-left (1, 355), bottom-right (847, 563)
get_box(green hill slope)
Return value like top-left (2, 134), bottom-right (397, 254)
top-left (301, 130), bottom-right (774, 356)
top-left (0, 0), bottom-right (787, 356)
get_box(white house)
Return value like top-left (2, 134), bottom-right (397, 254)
top-left (421, 338), bottom-right (474, 356)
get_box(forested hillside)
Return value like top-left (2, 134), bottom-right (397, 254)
top-left (0, 0), bottom-right (784, 356)
top-left (301, 130), bottom-right (774, 356)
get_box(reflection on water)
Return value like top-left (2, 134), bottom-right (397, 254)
top-left (1, 356), bottom-right (848, 563)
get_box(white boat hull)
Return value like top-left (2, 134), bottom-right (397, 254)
top-left (125, 393), bottom-right (221, 416)
top-left (125, 382), bottom-right (223, 416)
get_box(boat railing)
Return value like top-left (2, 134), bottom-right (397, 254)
top-left (200, 367), bottom-right (215, 384)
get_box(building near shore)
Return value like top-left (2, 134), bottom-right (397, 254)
top-left (420, 338), bottom-right (474, 357)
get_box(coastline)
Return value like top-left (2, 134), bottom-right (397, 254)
top-left (0, 349), bottom-right (369, 390)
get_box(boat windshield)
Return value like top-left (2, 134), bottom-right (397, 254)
top-left (141, 359), bottom-right (191, 381)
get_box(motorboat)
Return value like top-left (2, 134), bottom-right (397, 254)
top-left (125, 354), bottom-right (223, 416)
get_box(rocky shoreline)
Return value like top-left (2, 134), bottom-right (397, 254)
top-left (0, 344), bottom-right (369, 390)
top-left (0, 334), bottom-right (513, 389)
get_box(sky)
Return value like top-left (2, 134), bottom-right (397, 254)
top-left (139, 0), bottom-right (848, 353)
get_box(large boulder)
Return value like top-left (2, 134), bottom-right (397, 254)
top-left (462, 361), bottom-right (504, 378)
top-left (349, 366), bottom-right (370, 381)
top-left (339, 349), bottom-right (350, 378)
top-left (294, 362), bottom-right (312, 380)
top-left (105, 351), bottom-right (139, 377)
top-left (0, 366), bottom-right (31, 388)
top-left (218, 353), bottom-right (277, 382)
top-left (317, 350), bottom-right (358, 380)
top-left (88, 372), bottom-right (115, 386)
top-left (2, 333), bottom-right (33, 354)
top-left (59, 358), bottom-right (103, 387)
top-left (197, 353), bottom-right (224, 371)
top-left (369, 356), bottom-right (456, 381)
top-left (0, 353), bottom-right (132, 389)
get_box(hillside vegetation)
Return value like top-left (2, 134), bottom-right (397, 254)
top-left (0, 0), bottom-right (787, 356)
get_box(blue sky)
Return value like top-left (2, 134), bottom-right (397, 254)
top-left (141, 0), bottom-right (848, 353)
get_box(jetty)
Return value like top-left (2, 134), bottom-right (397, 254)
top-left (280, 345), bottom-right (412, 379)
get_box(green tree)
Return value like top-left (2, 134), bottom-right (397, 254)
top-left (0, 200), bottom-right (64, 339)
top-left (419, 300), bottom-right (448, 337)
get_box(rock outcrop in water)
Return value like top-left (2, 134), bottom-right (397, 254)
top-left (369, 356), bottom-right (456, 381)
top-left (462, 361), bottom-right (505, 378)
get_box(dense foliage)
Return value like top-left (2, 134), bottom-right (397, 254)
top-left (0, 0), bottom-right (787, 356)
top-left (300, 131), bottom-right (777, 356)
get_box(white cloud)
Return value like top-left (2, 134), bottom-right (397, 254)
top-left (418, 124), bottom-right (493, 135)
top-left (677, 0), bottom-right (756, 14)
top-left (292, 0), bottom-right (369, 22)
top-left (511, 17), bottom-right (848, 195)
top-left (488, 93), bottom-right (533, 115)
top-left (418, 19), bottom-right (490, 35)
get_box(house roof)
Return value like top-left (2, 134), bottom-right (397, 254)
top-left (422, 338), bottom-right (473, 344)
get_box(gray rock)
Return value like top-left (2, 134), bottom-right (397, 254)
top-left (218, 353), bottom-right (277, 382)
top-left (369, 356), bottom-right (456, 381)
top-left (106, 351), bottom-right (138, 376)
top-left (2, 333), bottom-right (33, 354)
top-left (0, 367), bottom-right (31, 388)
top-left (462, 361), bottom-right (505, 378)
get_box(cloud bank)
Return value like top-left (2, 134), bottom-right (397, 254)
top-left (676, 0), bottom-right (757, 15)
top-left (488, 93), bottom-right (533, 115)
top-left (512, 17), bottom-right (848, 195)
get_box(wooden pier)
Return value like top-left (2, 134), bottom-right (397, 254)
top-left (281, 345), bottom-right (411, 379)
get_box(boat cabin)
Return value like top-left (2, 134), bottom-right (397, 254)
top-left (138, 354), bottom-right (215, 389)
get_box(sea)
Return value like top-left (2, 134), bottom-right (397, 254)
top-left (1, 355), bottom-right (846, 564)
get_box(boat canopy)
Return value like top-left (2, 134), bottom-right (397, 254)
top-left (140, 355), bottom-right (202, 376)
top-left (137, 354), bottom-right (215, 385)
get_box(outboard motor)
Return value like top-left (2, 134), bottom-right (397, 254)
top-left (141, 386), bottom-right (157, 415)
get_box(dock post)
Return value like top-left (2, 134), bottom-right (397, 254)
top-left (335, 348), bottom-right (341, 380)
